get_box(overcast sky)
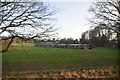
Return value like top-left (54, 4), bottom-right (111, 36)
top-left (1, 0), bottom-right (93, 40)
top-left (49, 2), bottom-right (92, 39)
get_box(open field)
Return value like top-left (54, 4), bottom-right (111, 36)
top-left (2, 44), bottom-right (119, 78)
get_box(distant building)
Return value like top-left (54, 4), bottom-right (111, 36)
top-left (56, 44), bottom-right (82, 49)
top-left (35, 41), bottom-right (95, 49)
top-left (56, 44), bottom-right (95, 49)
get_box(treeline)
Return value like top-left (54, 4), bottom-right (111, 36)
top-left (80, 0), bottom-right (120, 48)
top-left (2, 37), bottom-right (80, 45)
top-left (80, 26), bottom-right (118, 48)
top-left (35, 38), bottom-right (80, 44)
top-left (1, 32), bottom-right (118, 49)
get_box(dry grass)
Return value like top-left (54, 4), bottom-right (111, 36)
top-left (2, 66), bottom-right (119, 79)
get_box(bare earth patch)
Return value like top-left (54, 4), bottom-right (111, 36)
top-left (2, 66), bottom-right (119, 79)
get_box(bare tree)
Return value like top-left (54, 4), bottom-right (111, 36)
top-left (0, 2), bottom-right (58, 52)
top-left (88, 0), bottom-right (120, 48)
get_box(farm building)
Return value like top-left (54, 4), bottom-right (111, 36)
top-left (56, 44), bottom-right (94, 49)
top-left (56, 44), bottom-right (81, 49)
top-left (35, 41), bottom-right (95, 49)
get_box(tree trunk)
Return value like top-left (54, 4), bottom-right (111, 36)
top-left (2, 37), bottom-right (14, 53)
top-left (117, 24), bottom-right (120, 49)
top-left (117, 33), bottom-right (120, 49)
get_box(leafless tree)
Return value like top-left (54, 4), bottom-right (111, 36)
top-left (88, 0), bottom-right (120, 48)
top-left (0, 2), bottom-right (58, 52)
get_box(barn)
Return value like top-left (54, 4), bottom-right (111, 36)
top-left (35, 41), bottom-right (95, 49)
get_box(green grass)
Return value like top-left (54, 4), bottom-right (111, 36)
top-left (2, 45), bottom-right (119, 72)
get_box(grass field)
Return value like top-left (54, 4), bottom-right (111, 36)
top-left (2, 44), bottom-right (119, 73)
